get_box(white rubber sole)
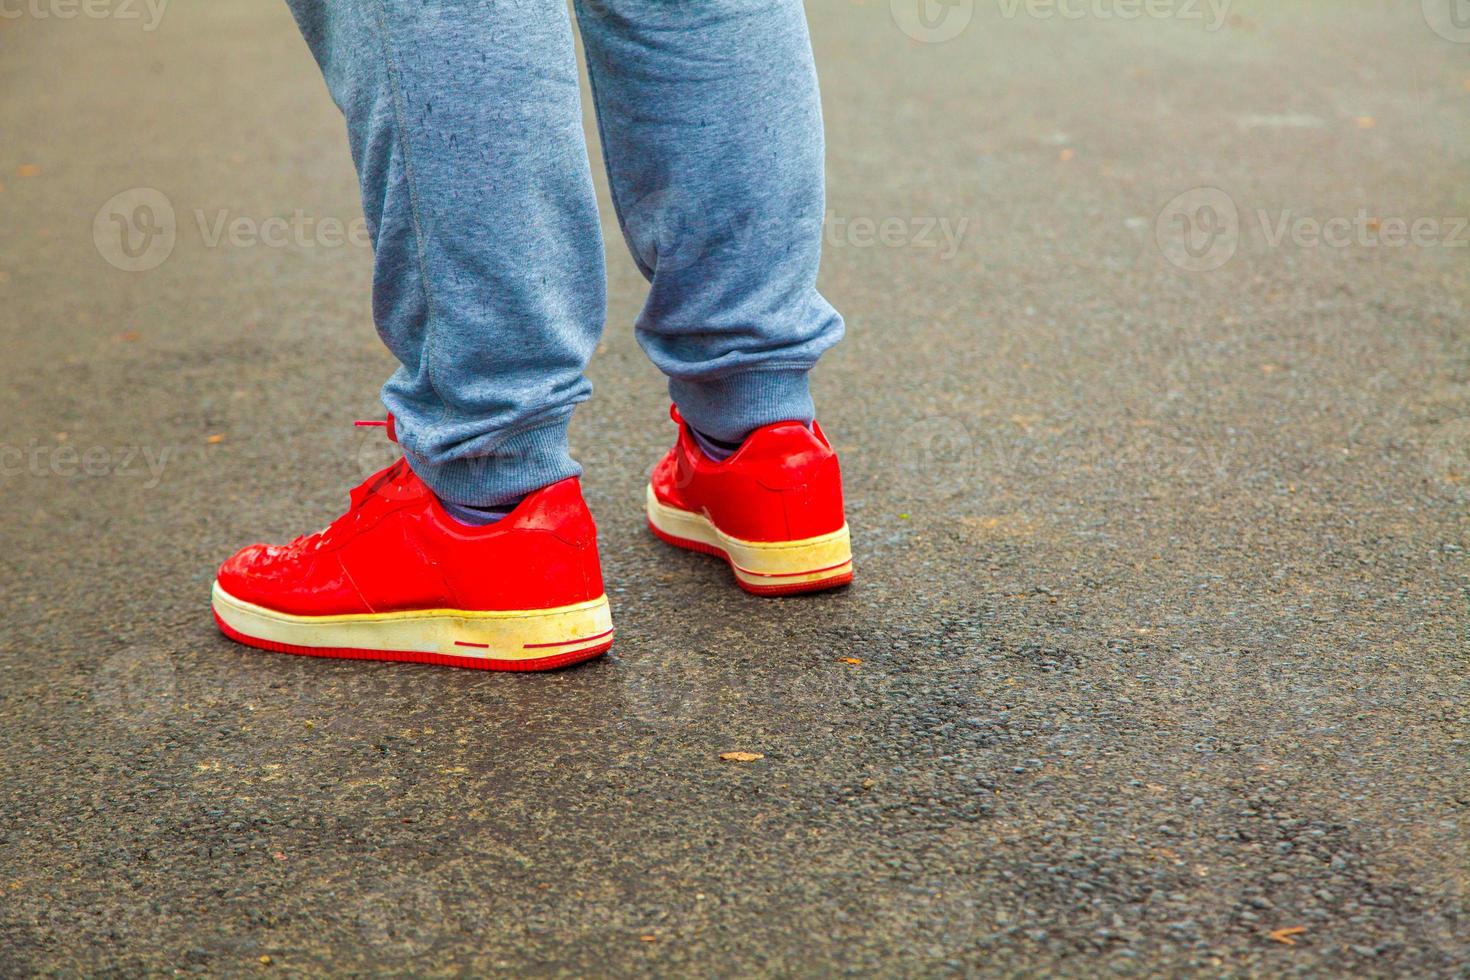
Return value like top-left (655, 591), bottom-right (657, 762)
top-left (645, 484), bottom-right (853, 595)
top-left (211, 582), bottom-right (614, 670)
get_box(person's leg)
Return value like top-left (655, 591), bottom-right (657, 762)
top-left (285, 0), bottom-right (605, 507)
top-left (574, 0), bottom-right (852, 595)
top-left (571, 0), bottom-right (844, 444)
top-left (209, 0), bottom-right (613, 668)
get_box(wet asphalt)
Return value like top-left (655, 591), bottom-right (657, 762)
top-left (1, 0), bottom-right (1467, 975)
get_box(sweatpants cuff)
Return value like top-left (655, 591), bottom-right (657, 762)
top-left (403, 420), bottom-right (581, 508)
top-left (668, 368), bottom-right (815, 444)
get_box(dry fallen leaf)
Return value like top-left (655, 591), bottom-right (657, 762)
top-left (1268, 926), bottom-right (1307, 946)
top-left (719, 751), bottom-right (763, 762)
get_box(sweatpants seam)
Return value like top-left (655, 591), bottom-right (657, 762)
top-left (368, 0), bottom-right (442, 414)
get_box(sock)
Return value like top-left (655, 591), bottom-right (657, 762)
top-left (689, 426), bottom-right (746, 462)
top-left (440, 496), bottom-right (524, 527)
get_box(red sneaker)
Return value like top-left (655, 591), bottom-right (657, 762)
top-left (211, 423), bottom-right (613, 671)
top-left (646, 406), bottom-right (853, 596)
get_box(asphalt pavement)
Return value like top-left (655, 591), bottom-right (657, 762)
top-left (2, 0), bottom-right (1467, 974)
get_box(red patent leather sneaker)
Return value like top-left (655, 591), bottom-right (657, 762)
top-left (646, 406), bottom-right (853, 596)
top-left (211, 422), bottom-right (613, 671)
